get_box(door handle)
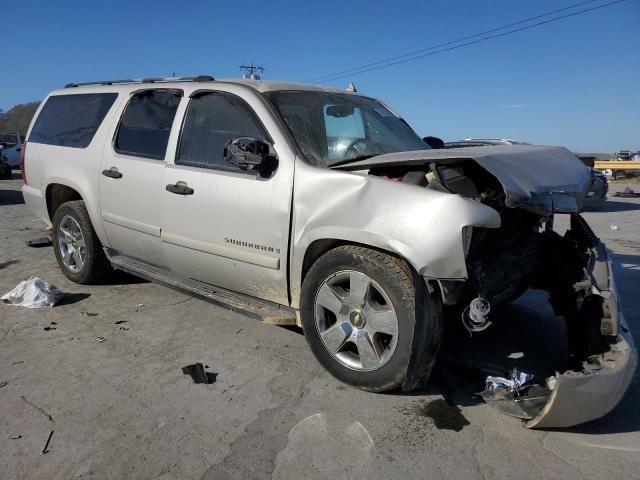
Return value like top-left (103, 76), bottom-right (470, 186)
top-left (166, 181), bottom-right (194, 195)
top-left (102, 167), bottom-right (123, 179)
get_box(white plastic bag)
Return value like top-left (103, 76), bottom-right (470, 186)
top-left (1, 277), bottom-right (65, 308)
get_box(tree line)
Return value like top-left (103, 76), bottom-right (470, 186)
top-left (0, 102), bottom-right (41, 135)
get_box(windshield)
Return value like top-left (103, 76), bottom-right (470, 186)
top-left (265, 91), bottom-right (428, 167)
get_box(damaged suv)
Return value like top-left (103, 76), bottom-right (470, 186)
top-left (21, 77), bottom-right (635, 428)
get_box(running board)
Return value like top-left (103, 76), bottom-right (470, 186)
top-left (104, 249), bottom-right (298, 326)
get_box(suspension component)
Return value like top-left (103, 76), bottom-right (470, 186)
top-left (462, 296), bottom-right (492, 333)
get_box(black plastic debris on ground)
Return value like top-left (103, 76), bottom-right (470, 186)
top-left (182, 363), bottom-right (217, 384)
top-left (26, 236), bottom-right (52, 248)
top-left (42, 431), bottom-right (54, 454)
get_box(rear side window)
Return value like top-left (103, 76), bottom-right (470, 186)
top-left (29, 93), bottom-right (117, 148)
top-left (114, 89), bottom-right (182, 160)
top-left (177, 92), bottom-right (268, 170)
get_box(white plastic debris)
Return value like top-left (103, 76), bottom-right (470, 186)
top-left (1, 277), bottom-right (64, 308)
top-left (95, 337), bottom-right (105, 343)
top-left (610, 225), bottom-right (620, 231)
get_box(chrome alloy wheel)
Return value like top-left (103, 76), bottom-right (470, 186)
top-left (314, 270), bottom-right (399, 371)
top-left (57, 215), bottom-right (86, 273)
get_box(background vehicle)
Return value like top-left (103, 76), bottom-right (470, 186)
top-left (0, 132), bottom-right (24, 168)
top-left (444, 138), bottom-right (530, 148)
top-left (575, 154), bottom-right (608, 206)
top-left (20, 77), bottom-right (635, 428)
top-left (616, 150), bottom-right (633, 160)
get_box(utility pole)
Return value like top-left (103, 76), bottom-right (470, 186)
top-left (239, 61), bottom-right (264, 80)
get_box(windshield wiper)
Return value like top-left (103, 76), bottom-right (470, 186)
top-left (329, 154), bottom-right (378, 168)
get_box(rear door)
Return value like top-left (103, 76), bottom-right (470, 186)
top-left (160, 87), bottom-right (295, 305)
top-left (99, 88), bottom-right (182, 266)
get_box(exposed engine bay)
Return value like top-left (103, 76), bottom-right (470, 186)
top-left (368, 158), bottom-right (614, 350)
top-left (335, 145), bottom-right (636, 428)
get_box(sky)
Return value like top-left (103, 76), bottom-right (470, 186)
top-left (2, 0), bottom-right (639, 153)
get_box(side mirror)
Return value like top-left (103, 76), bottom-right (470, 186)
top-left (423, 136), bottom-right (444, 149)
top-left (224, 137), bottom-right (278, 178)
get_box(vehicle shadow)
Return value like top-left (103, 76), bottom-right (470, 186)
top-left (95, 270), bottom-right (149, 286)
top-left (587, 200), bottom-right (640, 212)
top-left (426, 290), bottom-right (568, 407)
top-left (59, 292), bottom-right (91, 305)
top-left (0, 189), bottom-right (25, 205)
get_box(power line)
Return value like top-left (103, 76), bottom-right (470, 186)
top-left (310, 0), bottom-right (628, 84)
top-left (309, 0), bottom-right (602, 82)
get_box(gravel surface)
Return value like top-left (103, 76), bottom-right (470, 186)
top-left (1, 173), bottom-right (638, 480)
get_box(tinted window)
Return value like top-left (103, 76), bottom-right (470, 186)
top-left (114, 89), bottom-right (181, 159)
top-left (177, 92), bottom-right (267, 170)
top-left (29, 93), bottom-right (117, 148)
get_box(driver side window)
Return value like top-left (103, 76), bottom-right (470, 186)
top-left (177, 92), bottom-right (268, 170)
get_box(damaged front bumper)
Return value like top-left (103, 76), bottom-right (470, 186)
top-left (483, 246), bottom-right (637, 428)
top-left (527, 313), bottom-right (636, 428)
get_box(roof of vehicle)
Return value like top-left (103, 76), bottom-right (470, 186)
top-left (58, 76), bottom-right (358, 96)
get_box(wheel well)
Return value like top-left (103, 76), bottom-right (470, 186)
top-left (301, 239), bottom-right (413, 286)
top-left (46, 183), bottom-right (82, 220)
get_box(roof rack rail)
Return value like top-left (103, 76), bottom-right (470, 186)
top-left (64, 75), bottom-right (215, 88)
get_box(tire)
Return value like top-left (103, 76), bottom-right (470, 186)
top-left (52, 200), bottom-right (111, 284)
top-left (0, 163), bottom-right (11, 179)
top-left (300, 245), bottom-right (443, 392)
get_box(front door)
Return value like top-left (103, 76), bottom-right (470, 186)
top-left (99, 88), bottom-right (182, 266)
top-left (161, 88), bottom-right (294, 305)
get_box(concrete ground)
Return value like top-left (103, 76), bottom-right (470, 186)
top-left (1, 173), bottom-right (639, 480)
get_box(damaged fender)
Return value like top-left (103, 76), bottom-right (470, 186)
top-left (289, 160), bottom-right (501, 308)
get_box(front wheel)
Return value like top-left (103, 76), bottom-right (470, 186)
top-left (300, 245), bottom-right (443, 392)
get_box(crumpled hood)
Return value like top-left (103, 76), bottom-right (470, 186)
top-left (334, 145), bottom-right (592, 213)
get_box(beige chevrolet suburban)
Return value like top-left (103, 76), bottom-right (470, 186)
top-left (20, 75), bottom-right (635, 428)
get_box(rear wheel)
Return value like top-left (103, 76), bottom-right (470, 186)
top-left (300, 245), bottom-right (443, 392)
top-left (0, 163), bottom-right (11, 179)
top-left (52, 200), bottom-right (111, 284)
